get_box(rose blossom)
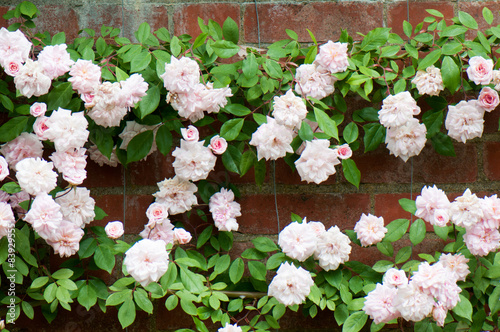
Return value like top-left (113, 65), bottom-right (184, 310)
top-left (50, 148), bottom-right (87, 185)
top-left (268, 262), bottom-right (314, 306)
top-left (153, 176), bottom-right (198, 215)
top-left (385, 118), bottom-right (427, 162)
top-left (87, 82), bottom-right (128, 128)
top-left (209, 188), bottom-right (241, 232)
top-left (146, 202), bottom-right (170, 228)
top-left (14, 59), bottom-right (52, 98)
top-left (4, 60), bottom-right (21, 76)
top-left (449, 188), bottom-right (483, 229)
top-left (278, 221), bottom-right (317, 261)
top-left (105, 221), bottom-right (124, 239)
top-left (445, 100), bottom-right (484, 143)
top-left (180, 125), bottom-right (199, 141)
top-left (314, 41), bottom-right (349, 74)
top-left (415, 185), bottom-right (451, 227)
top-left (272, 89), bottom-right (307, 129)
top-left (16, 157), bottom-right (57, 196)
top-left (363, 283), bottom-right (400, 324)
top-left (354, 213), bottom-right (387, 247)
top-left (250, 117), bottom-right (294, 161)
top-left (24, 193), bottom-right (63, 239)
top-left (0, 132), bottom-right (43, 170)
top-left (478, 87), bottom-right (500, 112)
top-left (56, 187), bottom-right (96, 228)
top-left (172, 140), bottom-right (217, 181)
top-left (44, 108), bottom-right (89, 152)
top-left (0, 156), bottom-right (9, 181)
top-left (173, 228), bottom-right (192, 245)
top-left (464, 222), bottom-right (500, 256)
top-left (124, 239), bottom-right (170, 287)
top-left (393, 283), bottom-right (435, 322)
top-left (68, 59), bottom-right (101, 94)
top-left (411, 65), bottom-right (444, 96)
top-left (88, 145), bottom-right (119, 167)
top-left (432, 303), bottom-right (447, 327)
top-left (467, 56), bottom-right (493, 85)
top-left (378, 91), bottom-right (421, 128)
top-left (202, 82), bottom-right (233, 114)
top-left (37, 44), bottom-right (74, 79)
top-left (33, 116), bottom-right (50, 141)
top-left (294, 63), bottom-right (336, 100)
top-left (209, 135), bottom-right (228, 155)
top-left (334, 144), bottom-right (352, 159)
top-left (438, 253), bottom-right (470, 282)
top-left (160, 56), bottom-right (200, 93)
top-left (119, 73), bottom-right (148, 107)
top-left (0, 28), bottom-right (31, 67)
top-left (140, 221), bottom-right (175, 244)
top-left (218, 323), bottom-right (242, 332)
top-left (383, 268), bottom-right (408, 288)
top-left (46, 220), bottom-right (84, 257)
top-left (0, 202), bottom-right (15, 239)
top-left (314, 226), bottom-right (352, 271)
top-left (30, 102), bottom-right (47, 117)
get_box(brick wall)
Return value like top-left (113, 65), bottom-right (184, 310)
top-left (3, 0), bottom-right (500, 331)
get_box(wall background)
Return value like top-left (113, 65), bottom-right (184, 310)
top-left (2, 0), bottom-right (500, 331)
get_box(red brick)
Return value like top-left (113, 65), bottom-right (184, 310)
top-left (156, 305), bottom-right (197, 331)
top-left (173, 4), bottom-right (240, 37)
top-left (458, 2), bottom-right (500, 31)
top-left (244, 2), bottom-right (383, 43)
top-left (355, 143), bottom-right (477, 183)
top-left (128, 150), bottom-right (175, 186)
top-left (0, 7), bottom-right (9, 28)
top-left (374, 193), bottom-right (417, 223)
top-left (92, 194), bottom-right (124, 228)
top-left (238, 193), bottom-right (370, 234)
top-left (84, 160), bottom-right (124, 188)
top-left (33, 5), bottom-right (80, 41)
top-left (81, 5), bottom-right (123, 37)
top-left (122, 194), bottom-right (153, 233)
top-left (484, 104), bottom-right (500, 134)
top-left (483, 141), bottom-right (500, 180)
top-left (387, 1), bottom-right (455, 37)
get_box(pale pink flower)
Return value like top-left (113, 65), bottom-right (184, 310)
top-left (119, 73), bottom-right (148, 107)
top-left (272, 89), bottom-right (307, 129)
top-left (173, 228), bottom-right (192, 245)
top-left (464, 222), bottom-right (500, 256)
top-left (438, 253), bottom-right (469, 282)
top-left (124, 239), bottom-right (170, 287)
top-left (24, 193), bottom-right (63, 239)
top-left (202, 82), bottom-right (233, 114)
top-left (172, 140), bottom-right (217, 181)
top-left (449, 189), bottom-right (483, 229)
top-left (314, 41), bottom-right (349, 74)
top-left (363, 283), bottom-right (400, 324)
top-left (432, 303), bottom-right (447, 327)
top-left (68, 59), bottom-right (101, 94)
top-left (294, 63), bottom-right (336, 100)
top-left (180, 125), bottom-right (199, 141)
top-left (314, 226), bottom-right (351, 271)
top-left (0, 202), bottom-right (15, 239)
top-left (46, 220), bottom-right (84, 257)
top-left (56, 187), bottom-right (95, 228)
top-left (0, 157), bottom-right (9, 181)
top-left (411, 262), bottom-right (447, 298)
top-left (354, 213), bottom-right (387, 247)
top-left (434, 279), bottom-right (461, 310)
top-left (33, 116), bottom-right (50, 141)
top-left (209, 188), bottom-right (241, 232)
top-left (467, 56), bottom-right (493, 85)
top-left (14, 59), bottom-right (52, 98)
top-left (209, 135), bottom-right (227, 155)
top-left (218, 323), bottom-right (242, 332)
top-left (393, 283), bottom-right (435, 322)
top-left (30, 102), bottom-right (47, 117)
top-left (279, 221), bottom-right (317, 261)
top-left (478, 87), bottom-right (499, 112)
top-left (81, 93), bottom-right (95, 107)
top-left (87, 82), bottom-right (128, 127)
top-left (415, 185), bottom-right (451, 227)
top-left (0, 28), bottom-right (31, 66)
top-left (385, 118), bottom-right (427, 162)
top-left (0, 132), bottom-right (43, 171)
top-left (160, 56), bottom-right (200, 93)
top-left (140, 221), bottom-right (175, 244)
top-left (44, 108), bottom-right (89, 151)
top-left (481, 194), bottom-right (500, 229)
top-left (16, 157), bottom-right (57, 196)
top-left (268, 262), bottom-right (314, 306)
top-left (4, 59), bottom-right (22, 76)
top-left (411, 65), bottom-right (444, 96)
top-left (378, 91), bottom-right (421, 128)
top-left (446, 100), bottom-right (484, 143)
top-left (383, 268), bottom-right (408, 288)
top-left (153, 176), bottom-right (198, 215)
top-left (494, 70), bottom-right (500, 91)
top-left (250, 117), bottom-right (294, 161)
top-left (88, 145), bottom-right (119, 167)
top-left (37, 44), bottom-right (74, 79)
top-left (334, 144), bottom-right (352, 159)
top-left (146, 202), bottom-right (170, 228)
top-left (308, 220), bottom-right (326, 237)
top-left (105, 221), bottom-right (124, 239)
top-left (168, 88), bottom-right (205, 122)
top-left (50, 148), bottom-right (87, 185)
top-left (118, 121), bottom-right (157, 158)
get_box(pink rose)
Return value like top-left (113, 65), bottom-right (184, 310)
top-left (209, 135), bottom-right (228, 155)
top-left (478, 87), bottom-right (500, 112)
top-left (105, 221), bottom-right (124, 239)
top-left (180, 125), bottom-right (199, 141)
top-left (335, 143), bottom-right (352, 159)
top-left (173, 228), bottom-right (192, 244)
top-left (382, 268), bottom-right (408, 288)
top-left (30, 102), bottom-right (47, 117)
top-left (33, 116), bottom-right (50, 141)
top-left (467, 56), bottom-right (493, 85)
top-left (5, 60), bottom-right (21, 76)
top-left (0, 156), bottom-right (9, 181)
top-left (81, 93), bottom-right (95, 108)
top-left (146, 202), bottom-right (169, 227)
top-left (314, 41), bottom-right (349, 74)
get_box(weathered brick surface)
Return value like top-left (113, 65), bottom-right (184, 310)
top-left (243, 2), bottom-right (383, 43)
top-left (33, 5), bottom-right (80, 40)
top-left (85, 160), bottom-right (124, 188)
top-left (483, 141), bottom-right (500, 181)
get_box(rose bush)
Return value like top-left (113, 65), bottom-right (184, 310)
top-left (1, 2), bottom-right (500, 331)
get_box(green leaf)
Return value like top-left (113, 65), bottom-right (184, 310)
top-left (342, 311), bottom-right (368, 332)
top-left (94, 246), bottom-right (115, 274)
top-left (363, 123), bottom-right (385, 152)
top-left (252, 237), bottom-right (278, 252)
top-left (130, 50), bottom-right (151, 73)
top-left (44, 283), bottom-right (57, 303)
top-left (212, 40), bottom-right (239, 58)
top-left (343, 122), bottom-right (359, 144)
top-left (192, 32), bottom-right (208, 50)
top-left (57, 278), bottom-right (78, 290)
top-left (242, 52), bottom-right (258, 79)
top-left (398, 198), bottom-right (416, 214)
top-left (165, 295), bottom-right (179, 310)
top-left (433, 225), bottom-right (449, 240)
top-left (22, 301), bottom-right (34, 319)
top-left (372, 260), bottom-right (394, 273)
top-left (79, 238), bottom-right (98, 259)
top-left (0, 94), bottom-right (13, 112)
top-left (1, 182), bottom-right (21, 194)
top-left (19, 1), bottom-right (38, 17)
top-left (422, 110), bottom-right (444, 138)
top-left (31, 276), bottom-right (49, 289)
top-left (240, 150), bottom-right (256, 176)
top-left (266, 252), bottom-right (286, 270)
top-left (77, 283), bottom-right (97, 311)
top-left (441, 56), bottom-right (460, 93)
top-left (409, 219), bottom-right (426, 245)
top-left (118, 299), bottom-right (136, 328)
top-left (483, 7), bottom-right (494, 25)
top-left (248, 261), bottom-right (267, 281)
top-left (0, 116), bottom-right (29, 143)
top-left (342, 159), bottom-right (361, 188)
top-left (417, 49), bottom-right (442, 70)
top-left (299, 121), bottom-right (314, 142)
top-left (452, 295), bottom-right (473, 321)
top-left (395, 246), bottom-right (412, 264)
top-left (440, 25), bottom-right (468, 37)
top-left (442, 42), bottom-right (463, 56)
top-left (335, 303), bottom-right (349, 326)
top-left (384, 219), bottom-right (409, 242)
top-left (134, 289), bottom-right (153, 314)
top-left (126, 130), bottom-right (154, 163)
top-left (196, 226), bottom-right (213, 249)
top-left (160, 263), bottom-right (178, 290)
top-left (458, 11), bottom-right (478, 30)
top-left (52, 268), bottom-right (74, 280)
top-left (220, 118), bottom-right (244, 141)
top-left (263, 59), bottom-right (283, 79)
top-left (358, 28), bottom-right (390, 52)
top-left (138, 85), bottom-right (160, 118)
top-left (229, 258), bottom-right (244, 284)
top-left (376, 242), bottom-right (393, 257)
top-left (156, 125), bottom-right (173, 156)
top-left (224, 104), bottom-right (251, 116)
top-left (222, 17), bottom-right (239, 43)
top-left (431, 132), bottom-right (455, 157)
top-left (403, 20), bottom-right (412, 38)
top-left (136, 22), bottom-right (151, 44)
top-left (222, 145), bottom-right (241, 174)
top-left (314, 108), bottom-right (339, 140)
